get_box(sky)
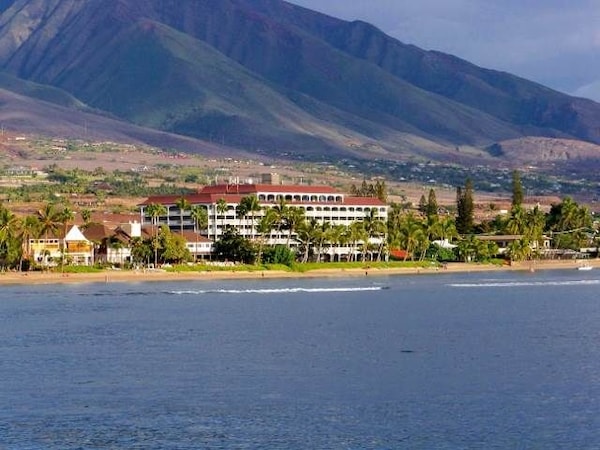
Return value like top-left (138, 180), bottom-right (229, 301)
top-left (288, 0), bottom-right (600, 102)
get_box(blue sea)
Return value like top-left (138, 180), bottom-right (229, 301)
top-left (2, 270), bottom-right (600, 449)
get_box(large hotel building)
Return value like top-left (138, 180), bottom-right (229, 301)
top-left (139, 176), bottom-right (388, 257)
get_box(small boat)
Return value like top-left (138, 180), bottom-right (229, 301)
top-left (577, 262), bottom-right (593, 271)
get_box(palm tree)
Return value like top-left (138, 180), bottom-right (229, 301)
top-left (240, 195), bottom-right (261, 240)
top-left (314, 221), bottom-right (332, 263)
top-left (256, 209), bottom-right (278, 264)
top-left (59, 206), bottom-right (75, 270)
top-left (37, 203), bottom-right (62, 268)
top-left (0, 205), bottom-right (19, 269)
top-left (363, 209), bottom-right (387, 261)
top-left (348, 221), bottom-right (366, 262)
top-left (283, 206), bottom-right (306, 248)
top-left (398, 213), bottom-right (426, 261)
top-left (80, 208), bottom-right (92, 228)
top-left (145, 203), bottom-right (167, 267)
top-left (17, 215), bottom-right (40, 271)
top-left (190, 205), bottom-right (208, 261)
top-left (296, 218), bottom-right (317, 263)
top-left (216, 198), bottom-right (228, 241)
top-left (175, 197), bottom-right (191, 236)
top-left (271, 197), bottom-right (289, 242)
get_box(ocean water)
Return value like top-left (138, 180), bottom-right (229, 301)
top-left (1, 270), bottom-right (600, 449)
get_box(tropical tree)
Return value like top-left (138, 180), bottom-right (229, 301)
top-left (145, 203), bottom-right (168, 267)
top-left (271, 197), bottom-right (289, 239)
top-left (256, 208), bottom-right (278, 263)
top-left (426, 188), bottom-right (439, 219)
top-left (348, 221), bottom-right (367, 262)
top-left (282, 206), bottom-right (306, 247)
top-left (36, 203), bottom-right (62, 267)
top-left (511, 170), bottom-right (524, 208)
top-left (158, 225), bottom-right (191, 264)
top-left (0, 205), bottom-right (20, 269)
top-left (216, 198), bottom-right (228, 241)
top-left (240, 195), bottom-right (261, 239)
top-left (456, 178), bottom-right (474, 235)
top-left (190, 205), bottom-right (209, 261)
top-left (397, 213), bottom-right (426, 261)
top-left (296, 218), bottom-right (318, 263)
top-left (175, 197), bottom-right (191, 235)
top-left (80, 208), bottom-right (92, 228)
top-left (58, 205), bottom-right (75, 270)
top-left (18, 215), bottom-right (40, 271)
top-left (547, 197), bottom-right (592, 249)
top-left (213, 226), bottom-right (256, 264)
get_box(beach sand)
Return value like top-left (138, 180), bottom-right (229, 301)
top-left (0, 259), bottom-right (596, 286)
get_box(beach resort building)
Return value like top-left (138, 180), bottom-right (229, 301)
top-left (139, 180), bottom-right (388, 260)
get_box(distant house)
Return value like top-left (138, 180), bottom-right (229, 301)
top-left (83, 221), bottom-right (145, 265)
top-left (29, 224), bottom-right (93, 266)
top-left (475, 234), bottom-right (551, 256)
top-left (180, 231), bottom-right (214, 260)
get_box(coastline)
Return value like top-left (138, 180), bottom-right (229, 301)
top-left (0, 259), bottom-right (596, 286)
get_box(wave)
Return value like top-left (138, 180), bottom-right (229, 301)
top-left (168, 286), bottom-right (388, 295)
top-left (450, 280), bottom-right (600, 288)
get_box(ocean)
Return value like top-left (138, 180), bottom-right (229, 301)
top-left (2, 270), bottom-right (600, 449)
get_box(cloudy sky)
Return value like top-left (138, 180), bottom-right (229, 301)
top-left (289, 0), bottom-right (600, 102)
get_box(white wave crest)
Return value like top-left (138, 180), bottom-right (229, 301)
top-left (169, 286), bottom-right (387, 295)
top-left (450, 279), bottom-right (600, 288)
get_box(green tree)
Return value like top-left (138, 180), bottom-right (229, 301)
top-left (0, 204), bottom-right (20, 269)
top-left (456, 178), bottom-right (474, 235)
top-left (18, 215), bottom-right (40, 271)
top-left (240, 195), bottom-right (261, 239)
top-left (36, 203), bottom-right (62, 267)
top-left (145, 203), bottom-right (168, 267)
top-left (158, 225), bottom-right (191, 263)
top-left (216, 198), bottom-right (228, 241)
top-left (282, 206), bottom-right (305, 247)
top-left (175, 197), bottom-right (191, 236)
top-left (213, 226), bottom-right (256, 264)
top-left (511, 170), bottom-right (524, 208)
top-left (426, 188), bottom-right (438, 219)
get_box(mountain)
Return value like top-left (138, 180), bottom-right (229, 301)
top-left (0, 0), bottom-right (599, 166)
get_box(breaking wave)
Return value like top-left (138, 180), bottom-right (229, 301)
top-left (168, 286), bottom-right (388, 295)
top-left (449, 279), bottom-right (600, 288)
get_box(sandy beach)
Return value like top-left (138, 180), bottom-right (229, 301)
top-left (0, 259), bottom-right (596, 286)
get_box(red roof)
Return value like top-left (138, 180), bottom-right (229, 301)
top-left (199, 183), bottom-right (339, 195)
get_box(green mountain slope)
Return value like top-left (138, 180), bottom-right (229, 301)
top-left (0, 0), bottom-right (598, 165)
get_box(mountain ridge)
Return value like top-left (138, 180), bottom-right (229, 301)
top-left (0, 0), bottom-right (598, 168)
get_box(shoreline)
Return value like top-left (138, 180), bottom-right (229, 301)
top-left (0, 259), bottom-right (596, 286)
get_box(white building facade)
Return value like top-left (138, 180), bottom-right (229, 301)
top-left (139, 183), bottom-right (388, 257)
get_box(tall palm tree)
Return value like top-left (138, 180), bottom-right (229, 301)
top-left (145, 203), bottom-right (167, 267)
top-left (363, 209), bottom-right (386, 261)
top-left (190, 205), bottom-right (208, 261)
top-left (175, 197), bottom-right (191, 236)
top-left (296, 218), bottom-right (317, 263)
top-left (216, 198), bottom-right (228, 241)
top-left (240, 195), bottom-right (261, 240)
top-left (283, 206), bottom-right (305, 248)
top-left (80, 208), bottom-right (92, 228)
top-left (236, 201), bottom-right (249, 238)
top-left (271, 197), bottom-right (289, 242)
top-left (0, 205), bottom-right (19, 268)
top-left (36, 203), bottom-right (62, 268)
top-left (256, 209), bottom-right (278, 264)
top-left (17, 215), bottom-right (40, 271)
top-left (348, 221), bottom-right (366, 262)
top-left (59, 206), bottom-right (75, 269)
